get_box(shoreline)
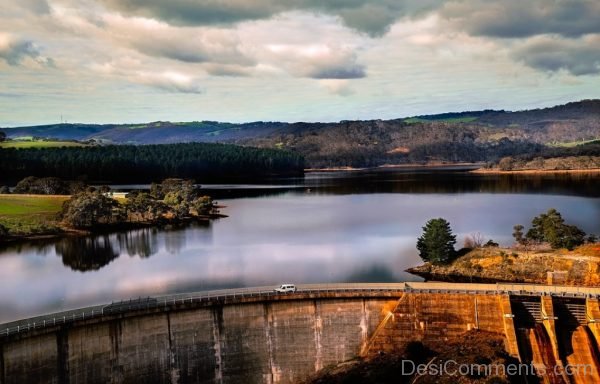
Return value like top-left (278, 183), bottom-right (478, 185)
top-left (470, 167), bottom-right (600, 175)
top-left (0, 214), bottom-right (227, 246)
top-left (305, 162), bottom-right (483, 172)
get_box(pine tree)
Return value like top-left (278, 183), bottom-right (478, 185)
top-left (416, 218), bottom-right (457, 265)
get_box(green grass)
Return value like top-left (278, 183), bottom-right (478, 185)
top-left (0, 195), bottom-right (68, 236)
top-left (0, 140), bottom-right (87, 149)
top-left (403, 116), bottom-right (478, 124)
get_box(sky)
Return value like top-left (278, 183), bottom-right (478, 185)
top-left (0, 0), bottom-right (599, 126)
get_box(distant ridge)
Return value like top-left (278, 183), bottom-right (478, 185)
top-left (2, 99), bottom-right (599, 168)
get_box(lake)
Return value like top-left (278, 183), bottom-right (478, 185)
top-left (0, 168), bottom-right (599, 323)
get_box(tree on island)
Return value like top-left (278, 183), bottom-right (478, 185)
top-left (519, 209), bottom-right (586, 250)
top-left (416, 218), bottom-right (457, 265)
top-left (59, 190), bottom-right (119, 228)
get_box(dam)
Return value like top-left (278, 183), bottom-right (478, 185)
top-left (1, 282), bottom-right (600, 384)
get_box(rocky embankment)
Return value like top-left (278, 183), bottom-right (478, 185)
top-left (407, 244), bottom-right (600, 286)
top-left (305, 330), bottom-right (516, 384)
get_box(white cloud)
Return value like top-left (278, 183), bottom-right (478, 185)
top-left (1, 0), bottom-right (599, 125)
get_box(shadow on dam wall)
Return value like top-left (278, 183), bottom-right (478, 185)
top-left (2, 292), bottom-right (600, 384)
top-left (0, 296), bottom-right (397, 384)
top-left (511, 296), bottom-right (600, 384)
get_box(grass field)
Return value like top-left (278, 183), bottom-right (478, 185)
top-left (0, 140), bottom-right (87, 149)
top-left (0, 195), bottom-right (69, 236)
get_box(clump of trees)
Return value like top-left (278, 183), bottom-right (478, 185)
top-left (513, 209), bottom-right (587, 250)
top-left (59, 191), bottom-right (119, 228)
top-left (416, 218), bottom-right (457, 265)
top-left (13, 176), bottom-right (85, 195)
top-left (59, 179), bottom-right (219, 229)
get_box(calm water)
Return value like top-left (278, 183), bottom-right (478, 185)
top-left (1, 169), bottom-right (599, 323)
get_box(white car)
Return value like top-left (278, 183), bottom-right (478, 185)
top-left (274, 284), bottom-right (297, 293)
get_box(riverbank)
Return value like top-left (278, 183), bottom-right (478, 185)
top-left (407, 244), bottom-right (600, 286)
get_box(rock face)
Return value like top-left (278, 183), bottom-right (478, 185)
top-left (2, 292), bottom-right (600, 383)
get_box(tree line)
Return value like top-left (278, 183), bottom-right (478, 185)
top-left (0, 142), bottom-right (304, 183)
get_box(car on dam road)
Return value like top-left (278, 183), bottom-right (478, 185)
top-left (274, 284), bottom-right (297, 293)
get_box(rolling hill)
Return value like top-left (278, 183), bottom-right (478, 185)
top-left (2, 100), bottom-right (600, 168)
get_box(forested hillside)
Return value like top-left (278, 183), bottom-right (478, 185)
top-left (0, 143), bottom-right (304, 183)
top-left (2, 100), bottom-right (599, 168)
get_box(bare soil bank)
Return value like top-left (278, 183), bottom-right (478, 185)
top-left (407, 244), bottom-right (600, 286)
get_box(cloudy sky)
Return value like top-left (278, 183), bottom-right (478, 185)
top-left (1, 0), bottom-right (599, 126)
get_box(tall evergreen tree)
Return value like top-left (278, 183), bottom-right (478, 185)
top-left (416, 218), bottom-right (457, 265)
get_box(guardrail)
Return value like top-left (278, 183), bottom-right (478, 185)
top-left (1, 282), bottom-right (599, 339)
top-left (0, 283), bottom-right (407, 338)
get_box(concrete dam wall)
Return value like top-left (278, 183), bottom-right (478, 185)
top-left (2, 283), bottom-right (600, 384)
top-left (1, 293), bottom-right (398, 384)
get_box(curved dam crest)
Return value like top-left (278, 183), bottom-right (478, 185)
top-left (2, 283), bottom-right (600, 384)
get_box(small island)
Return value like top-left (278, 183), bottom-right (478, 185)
top-left (0, 177), bottom-right (224, 243)
top-left (407, 209), bottom-right (600, 286)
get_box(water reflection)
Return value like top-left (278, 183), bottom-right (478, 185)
top-left (345, 264), bottom-right (397, 283)
top-left (56, 236), bottom-right (119, 272)
top-left (117, 228), bottom-right (158, 258)
top-left (0, 170), bottom-right (598, 323)
top-left (302, 171), bottom-right (600, 197)
top-left (52, 226), bottom-right (206, 271)
top-left (202, 171), bottom-right (600, 199)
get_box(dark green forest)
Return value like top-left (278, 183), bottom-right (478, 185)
top-left (0, 143), bottom-right (304, 183)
